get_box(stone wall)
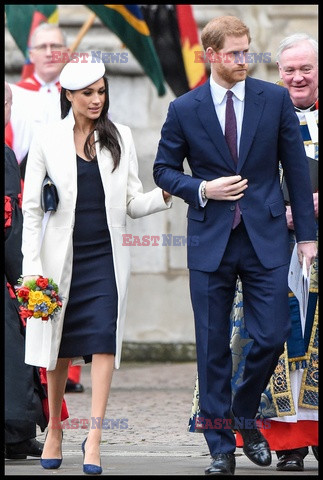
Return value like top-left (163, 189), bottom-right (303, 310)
top-left (5, 5), bottom-right (318, 360)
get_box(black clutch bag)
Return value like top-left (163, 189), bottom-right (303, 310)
top-left (41, 175), bottom-right (59, 212)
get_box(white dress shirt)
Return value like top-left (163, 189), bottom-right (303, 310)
top-left (199, 77), bottom-right (246, 205)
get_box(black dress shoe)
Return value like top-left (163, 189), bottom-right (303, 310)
top-left (65, 379), bottom-right (84, 393)
top-left (231, 413), bottom-right (271, 467)
top-left (276, 452), bottom-right (304, 471)
top-left (205, 453), bottom-right (236, 475)
top-left (312, 446), bottom-right (318, 461)
top-left (5, 438), bottom-right (43, 459)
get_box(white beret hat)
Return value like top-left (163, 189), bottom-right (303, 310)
top-left (60, 55), bottom-right (106, 90)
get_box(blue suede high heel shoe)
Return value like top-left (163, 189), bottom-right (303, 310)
top-left (40, 430), bottom-right (63, 470)
top-left (40, 457), bottom-right (62, 469)
top-left (82, 438), bottom-right (102, 475)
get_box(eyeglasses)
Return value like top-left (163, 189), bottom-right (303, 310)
top-left (30, 43), bottom-right (65, 52)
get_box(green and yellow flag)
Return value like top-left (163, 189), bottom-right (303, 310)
top-left (86, 5), bottom-right (166, 96)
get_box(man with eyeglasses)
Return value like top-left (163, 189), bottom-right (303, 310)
top-left (5, 23), bottom-right (69, 171)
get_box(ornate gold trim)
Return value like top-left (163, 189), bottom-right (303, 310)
top-left (299, 300), bottom-right (319, 409)
top-left (269, 344), bottom-right (295, 416)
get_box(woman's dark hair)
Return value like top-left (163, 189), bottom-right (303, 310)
top-left (60, 76), bottom-right (121, 171)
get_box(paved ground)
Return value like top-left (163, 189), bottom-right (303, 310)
top-left (4, 362), bottom-right (319, 476)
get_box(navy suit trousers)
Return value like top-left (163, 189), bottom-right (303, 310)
top-left (189, 220), bottom-right (291, 455)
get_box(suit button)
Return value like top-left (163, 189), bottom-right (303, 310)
top-left (230, 205), bottom-right (235, 211)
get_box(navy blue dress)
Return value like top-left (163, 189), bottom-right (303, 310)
top-left (58, 155), bottom-right (118, 362)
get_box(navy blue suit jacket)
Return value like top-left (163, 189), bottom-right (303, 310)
top-left (153, 77), bottom-right (316, 271)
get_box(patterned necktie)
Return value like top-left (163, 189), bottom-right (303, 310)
top-left (225, 90), bottom-right (241, 229)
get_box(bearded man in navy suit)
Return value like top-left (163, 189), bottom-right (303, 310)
top-left (153, 16), bottom-right (317, 476)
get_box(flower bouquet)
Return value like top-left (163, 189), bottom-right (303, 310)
top-left (15, 276), bottom-right (62, 322)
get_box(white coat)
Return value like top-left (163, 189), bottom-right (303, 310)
top-left (21, 111), bottom-right (171, 370)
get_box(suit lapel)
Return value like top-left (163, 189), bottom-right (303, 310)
top-left (238, 78), bottom-right (265, 171)
top-left (195, 82), bottom-right (235, 170)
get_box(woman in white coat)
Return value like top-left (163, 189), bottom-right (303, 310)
top-left (21, 58), bottom-right (171, 475)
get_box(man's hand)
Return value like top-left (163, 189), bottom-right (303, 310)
top-left (297, 242), bottom-right (317, 270)
top-left (205, 175), bottom-right (248, 201)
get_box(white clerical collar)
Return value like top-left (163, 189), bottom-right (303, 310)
top-left (34, 72), bottom-right (60, 89)
top-left (210, 76), bottom-right (245, 104)
top-left (294, 103), bottom-right (317, 113)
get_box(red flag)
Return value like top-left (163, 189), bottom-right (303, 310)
top-left (141, 5), bottom-right (207, 97)
top-left (176, 5), bottom-right (208, 90)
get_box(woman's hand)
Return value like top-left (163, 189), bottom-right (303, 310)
top-left (162, 190), bottom-right (172, 202)
top-left (22, 275), bottom-right (40, 285)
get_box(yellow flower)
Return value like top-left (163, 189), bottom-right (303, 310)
top-left (48, 304), bottom-right (55, 315)
top-left (28, 290), bottom-right (45, 306)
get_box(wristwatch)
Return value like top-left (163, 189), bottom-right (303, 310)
top-left (201, 180), bottom-right (207, 201)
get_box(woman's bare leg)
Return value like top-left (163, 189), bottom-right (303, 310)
top-left (41, 357), bottom-right (70, 459)
top-left (83, 353), bottom-right (114, 466)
